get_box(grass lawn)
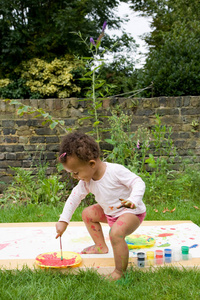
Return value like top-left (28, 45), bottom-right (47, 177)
top-left (0, 266), bottom-right (199, 300)
top-left (0, 200), bottom-right (200, 300)
top-left (0, 199), bottom-right (199, 226)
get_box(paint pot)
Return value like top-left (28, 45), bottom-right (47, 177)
top-left (146, 251), bottom-right (154, 266)
top-left (164, 248), bottom-right (172, 263)
top-left (137, 252), bottom-right (145, 268)
top-left (155, 250), bottom-right (163, 265)
top-left (173, 247), bottom-right (181, 262)
top-left (181, 246), bottom-right (189, 260)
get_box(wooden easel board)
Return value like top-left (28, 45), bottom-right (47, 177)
top-left (0, 221), bottom-right (199, 274)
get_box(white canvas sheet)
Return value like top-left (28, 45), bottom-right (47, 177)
top-left (0, 223), bottom-right (199, 260)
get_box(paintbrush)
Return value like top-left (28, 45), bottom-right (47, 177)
top-left (60, 236), bottom-right (63, 261)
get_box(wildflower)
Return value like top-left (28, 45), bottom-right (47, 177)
top-left (102, 21), bottom-right (107, 32)
top-left (137, 140), bottom-right (140, 149)
top-left (90, 37), bottom-right (96, 46)
top-left (97, 21), bottom-right (107, 43)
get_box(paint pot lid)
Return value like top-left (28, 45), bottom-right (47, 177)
top-left (181, 246), bottom-right (189, 254)
top-left (137, 252), bottom-right (145, 260)
top-left (155, 250), bottom-right (163, 257)
top-left (164, 249), bottom-right (172, 256)
top-left (146, 251), bottom-right (154, 259)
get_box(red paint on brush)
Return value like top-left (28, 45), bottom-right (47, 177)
top-left (36, 252), bottom-right (77, 267)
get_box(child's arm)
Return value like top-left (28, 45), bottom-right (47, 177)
top-left (55, 181), bottom-right (89, 237)
top-left (55, 221), bottom-right (68, 239)
top-left (115, 165), bottom-right (145, 208)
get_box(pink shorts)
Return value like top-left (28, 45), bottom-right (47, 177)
top-left (106, 211), bottom-right (146, 227)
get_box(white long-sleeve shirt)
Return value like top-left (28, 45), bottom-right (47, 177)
top-left (59, 162), bottom-right (146, 224)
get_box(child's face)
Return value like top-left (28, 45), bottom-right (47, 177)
top-left (62, 155), bottom-right (96, 182)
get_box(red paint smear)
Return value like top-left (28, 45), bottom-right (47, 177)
top-left (189, 238), bottom-right (195, 240)
top-left (0, 243), bottom-right (10, 250)
top-left (161, 228), bottom-right (166, 230)
top-left (91, 225), bottom-right (96, 231)
top-left (170, 228), bottom-right (176, 230)
top-left (117, 220), bottom-right (124, 226)
top-left (85, 216), bottom-right (92, 224)
top-left (36, 252), bottom-right (77, 267)
top-left (158, 233), bottom-right (174, 237)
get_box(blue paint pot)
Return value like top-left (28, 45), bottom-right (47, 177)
top-left (164, 248), bottom-right (172, 263)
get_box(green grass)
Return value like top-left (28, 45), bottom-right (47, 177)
top-left (0, 266), bottom-right (199, 300)
top-left (145, 199), bottom-right (200, 226)
top-left (0, 199), bottom-right (199, 226)
top-left (0, 191), bottom-right (199, 300)
top-left (0, 202), bottom-right (83, 223)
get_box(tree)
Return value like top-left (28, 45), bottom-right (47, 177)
top-left (129, 0), bottom-right (200, 49)
top-left (129, 0), bottom-right (200, 96)
top-left (138, 20), bottom-right (200, 96)
top-left (0, 0), bottom-right (130, 77)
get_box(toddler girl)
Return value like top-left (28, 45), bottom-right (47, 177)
top-left (56, 132), bottom-right (146, 280)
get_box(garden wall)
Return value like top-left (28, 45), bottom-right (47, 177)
top-left (0, 96), bottom-right (200, 190)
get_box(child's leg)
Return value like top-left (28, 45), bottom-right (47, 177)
top-left (81, 204), bottom-right (109, 254)
top-left (109, 213), bottom-right (141, 280)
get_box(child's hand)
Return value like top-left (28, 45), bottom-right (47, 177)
top-left (117, 198), bottom-right (136, 209)
top-left (56, 221), bottom-right (68, 239)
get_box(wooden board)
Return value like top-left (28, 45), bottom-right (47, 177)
top-left (0, 221), bottom-right (199, 274)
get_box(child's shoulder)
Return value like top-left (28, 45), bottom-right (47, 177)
top-left (105, 162), bottom-right (128, 171)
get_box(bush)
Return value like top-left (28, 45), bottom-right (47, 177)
top-left (1, 163), bottom-right (66, 205)
top-left (0, 55), bottom-right (83, 99)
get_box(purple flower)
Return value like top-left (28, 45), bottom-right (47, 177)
top-left (90, 37), bottom-right (96, 46)
top-left (102, 21), bottom-right (107, 32)
top-left (137, 140), bottom-right (140, 149)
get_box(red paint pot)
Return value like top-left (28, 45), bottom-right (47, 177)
top-left (155, 250), bottom-right (163, 265)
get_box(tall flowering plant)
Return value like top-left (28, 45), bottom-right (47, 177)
top-left (75, 22), bottom-right (115, 142)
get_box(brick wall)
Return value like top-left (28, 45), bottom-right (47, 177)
top-left (0, 96), bottom-right (199, 190)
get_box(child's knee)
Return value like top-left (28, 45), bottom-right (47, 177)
top-left (82, 206), bottom-right (90, 221)
top-left (109, 227), bottom-right (124, 245)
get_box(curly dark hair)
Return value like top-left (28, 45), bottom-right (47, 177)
top-left (59, 132), bottom-right (100, 163)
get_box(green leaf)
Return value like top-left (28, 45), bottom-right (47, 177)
top-left (93, 121), bottom-right (100, 127)
top-left (42, 113), bottom-right (49, 118)
top-left (17, 108), bottom-right (25, 115)
top-left (50, 121), bottom-right (57, 129)
top-left (95, 81), bottom-right (105, 89)
top-left (79, 116), bottom-right (91, 120)
top-left (10, 100), bottom-right (21, 105)
top-left (59, 120), bottom-right (65, 125)
top-left (105, 138), bottom-right (115, 145)
top-left (79, 78), bottom-right (92, 81)
top-left (145, 154), bottom-right (156, 168)
top-left (84, 70), bottom-right (93, 76)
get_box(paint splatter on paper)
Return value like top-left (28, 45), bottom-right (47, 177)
top-left (0, 223), bottom-right (200, 261)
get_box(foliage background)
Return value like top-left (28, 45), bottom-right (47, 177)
top-left (1, 0), bottom-right (200, 98)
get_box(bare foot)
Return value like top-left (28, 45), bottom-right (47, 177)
top-left (103, 270), bottom-right (124, 281)
top-left (81, 244), bottom-right (108, 254)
